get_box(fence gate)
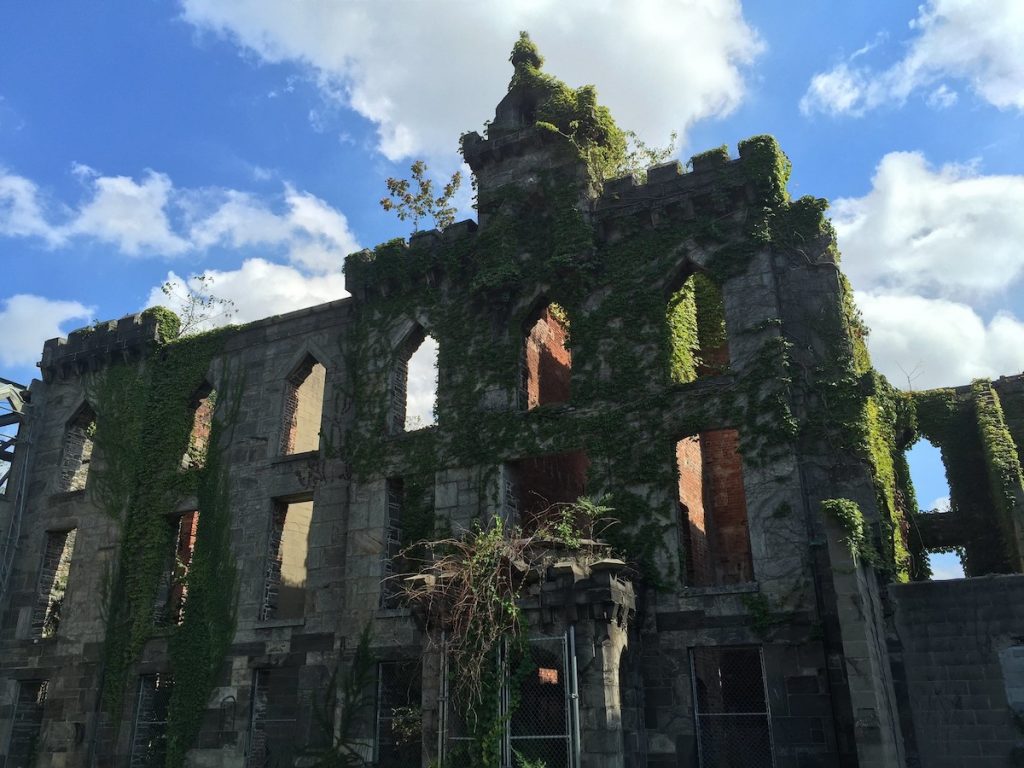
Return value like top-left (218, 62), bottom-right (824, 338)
top-left (440, 630), bottom-right (580, 768)
top-left (690, 646), bottom-right (775, 768)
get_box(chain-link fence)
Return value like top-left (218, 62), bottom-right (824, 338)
top-left (441, 632), bottom-right (580, 768)
top-left (690, 646), bottom-right (775, 768)
top-left (508, 635), bottom-right (573, 768)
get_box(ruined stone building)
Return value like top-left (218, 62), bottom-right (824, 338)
top-left (2, 38), bottom-right (1024, 768)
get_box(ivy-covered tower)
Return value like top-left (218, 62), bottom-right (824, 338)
top-left (1, 34), bottom-right (1023, 768)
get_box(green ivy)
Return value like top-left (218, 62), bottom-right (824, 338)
top-left (88, 315), bottom-right (236, 764)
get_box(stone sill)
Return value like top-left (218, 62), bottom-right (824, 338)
top-left (682, 581), bottom-right (759, 597)
top-left (375, 606), bottom-right (412, 619)
top-left (253, 617), bottom-right (306, 630)
top-left (387, 425), bottom-right (438, 441)
top-left (272, 450), bottom-right (320, 465)
top-left (48, 488), bottom-right (87, 502)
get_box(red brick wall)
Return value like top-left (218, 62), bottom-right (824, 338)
top-left (525, 307), bottom-right (571, 408)
top-left (703, 428), bottom-right (753, 584)
top-left (676, 429), bottom-right (753, 586)
top-left (677, 436), bottom-right (712, 585)
top-left (514, 450), bottom-right (589, 529)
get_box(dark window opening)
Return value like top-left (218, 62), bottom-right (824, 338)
top-left (31, 529), bottom-right (76, 638)
top-left (181, 385), bottom-right (215, 470)
top-left (690, 646), bottom-right (774, 768)
top-left (507, 451), bottom-right (589, 531)
top-left (677, 430), bottom-right (753, 587)
top-left (246, 668), bottom-right (299, 768)
top-left (391, 328), bottom-right (438, 434)
top-left (281, 356), bottom-right (326, 455)
top-left (7, 680), bottom-right (47, 767)
top-left (667, 272), bottom-right (729, 384)
top-left (59, 403), bottom-right (96, 492)
top-left (259, 500), bottom-right (312, 621)
top-left (376, 660), bottom-right (422, 768)
top-left (380, 479), bottom-right (404, 608)
top-left (129, 674), bottom-right (173, 768)
top-left (153, 511), bottom-right (199, 626)
top-left (522, 303), bottom-right (571, 409)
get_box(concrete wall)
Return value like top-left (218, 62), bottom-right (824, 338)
top-left (890, 575), bottom-right (1024, 767)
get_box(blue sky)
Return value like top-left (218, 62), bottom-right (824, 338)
top-left (3, 1), bottom-right (1022, 577)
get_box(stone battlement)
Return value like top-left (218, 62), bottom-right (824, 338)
top-left (39, 309), bottom-right (169, 380)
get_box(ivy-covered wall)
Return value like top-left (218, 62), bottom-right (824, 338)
top-left (4, 36), bottom-right (1022, 768)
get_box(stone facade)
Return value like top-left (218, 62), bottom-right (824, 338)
top-left (1, 44), bottom-right (1023, 768)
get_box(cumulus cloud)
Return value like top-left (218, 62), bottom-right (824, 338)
top-left (187, 185), bottom-right (359, 273)
top-left (0, 294), bottom-right (93, 367)
top-left (68, 168), bottom-right (190, 255)
top-left (146, 261), bottom-right (348, 327)
top-left (0, 170), bottom-right (64, 246)
top-left (801, 0), bottom-right (1024, 116)
top-left (179, 0), bottom-right (762, 160)
top-left (0, 165), bottom-right (358, 271)
top-left (857, 292), bottom-right (1024, 390)
top-left (833, 152), bottom-right (1024, 298)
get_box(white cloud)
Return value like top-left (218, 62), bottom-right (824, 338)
top-left (187, 185), bottom-right (358, 273)
top-left (68, 169), bottom-right (190, 255)
top-left (0, 165), bottom-right (359, 271)
top-left (0, 170), bottom-right (64, 246)
top-left (801, 0), bottom-right (1024, 116)
top-left (179, 0), bottom-right (762, 160)
top-left (0, 294), bottom-right (93, 367)
top-left (833, 152), bottom-right (1024, 298)
top-left (928, 496), bottom-right (951, 513)
top-left (147, 261), bottom-right (348, 327)
top-left (857, 291), bottom-right (1024, 390)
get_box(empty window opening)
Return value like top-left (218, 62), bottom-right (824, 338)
top-left (247, 668), bottom-right (299, 768)
top-left (181, 385), bottom-right (215, 470)
top-left (690, 646), bottom-right (774, 767)
top-left (391, 329), bottom-right (438, 433)
top-left (667, 272), bottom-right (729, 384)
top-left (59, 403), bottom-right (96, 492)
top-left (281, 356), bottom-right (326, 454)
top-left (506, 451), bottom-right (589, 531)
top-left (31, 529), bottom-right (77, 638)
top-left (906, 439), bottom-right (965, 580)
top-left (153, 511), bottom-right (199, 626)
top-left (259, 500), bottom-right (312, 621)
top-left (677, 430), bottom-right (753, 587)
top-left (129, 674), bottom-right (173, 768)
top-left (7, 680), bottom-right (47, 765)
top-left (376, 660), bottom-right (422, 768)
top-left (522, 303), bottom-right (571, 409)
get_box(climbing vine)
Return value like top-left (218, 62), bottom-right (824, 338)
top-left (87, 308), bottom-right (237, 764)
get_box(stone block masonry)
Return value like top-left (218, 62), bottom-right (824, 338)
top-left (1, 35), bottom-right (1023, 768)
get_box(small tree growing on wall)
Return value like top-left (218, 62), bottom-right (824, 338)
top-left (380, 160), bottom-right (462, 232)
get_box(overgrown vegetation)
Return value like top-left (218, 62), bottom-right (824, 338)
top-left (821, 498), bottom-right (880, 566)
top-left (397, 498), bottom-right (613, 764)
top-left (381, 160), bottom-right (463, 231)
top-left (87, 308), bottom-right (238, 765)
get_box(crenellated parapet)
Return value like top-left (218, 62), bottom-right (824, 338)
top-left (39, 307), bottom-right (177, 381)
